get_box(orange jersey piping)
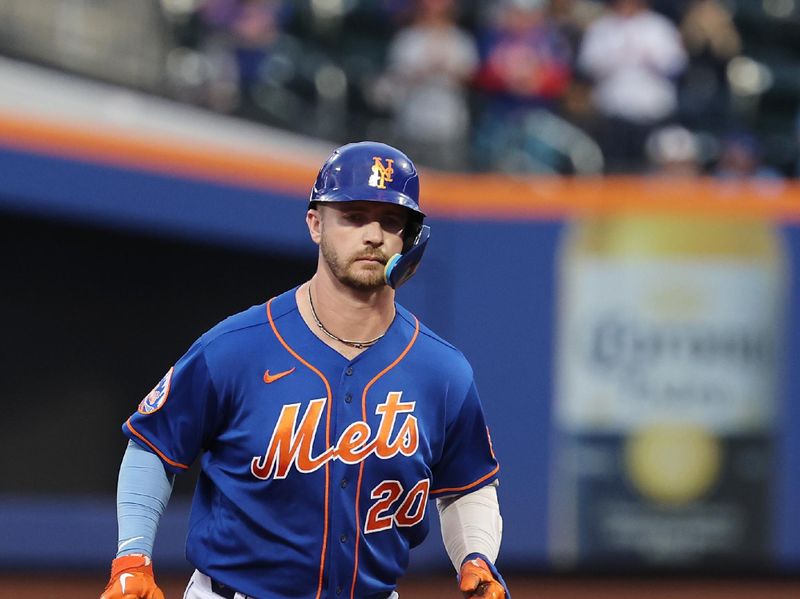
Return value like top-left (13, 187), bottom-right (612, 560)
top-left (267, 298), bottom-right (333, 599)
top-left (125, 418), bottom-right (189, 470)
top-left (350, 316), bottom-right (420, 599)
top-left (429, 464), bottom-right (500, 496)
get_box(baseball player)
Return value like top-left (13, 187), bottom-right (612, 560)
top-left (100, 141), bottom-right (510, 599)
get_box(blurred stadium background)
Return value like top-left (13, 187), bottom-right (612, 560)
top-left (2, 0), bottom-right (800, 597)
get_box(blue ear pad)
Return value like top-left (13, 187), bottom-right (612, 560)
top-left (384, 254), bottom-right (403, 284)
top-left (384, 225), bottom-right (430, 289)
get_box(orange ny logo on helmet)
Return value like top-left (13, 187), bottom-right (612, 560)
top-left (369, 156), bottom-right (394, 189)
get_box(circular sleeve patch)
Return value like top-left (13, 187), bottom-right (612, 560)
top-left (138, 367), bottom-right (174, 415)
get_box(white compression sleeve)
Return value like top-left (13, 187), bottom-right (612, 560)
top-left (116, 439), bottom-right (175, 557)
top-left (436, 483), bottom-right (503, 571)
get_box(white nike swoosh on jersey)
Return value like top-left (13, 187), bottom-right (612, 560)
top-left (120, 573), bottom-right (133, 594)
top-left (118, 536), bottom-right (144, 551)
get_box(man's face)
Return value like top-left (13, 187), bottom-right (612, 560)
top-left (310, 201), bottom-right (408, 291)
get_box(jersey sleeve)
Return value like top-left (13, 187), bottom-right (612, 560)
top-left (122, 338), bottom-right (222, 474)
top-left (430, 380), bottom-right (499, 496)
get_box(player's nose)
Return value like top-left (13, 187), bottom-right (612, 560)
top-left (362, 220), bottom-right (384, 245)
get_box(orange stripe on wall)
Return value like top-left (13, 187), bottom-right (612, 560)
top-left (0, 112), bottom-right (314, 195)
top-left (423, 173), bottom-right (800, 220)
top-left (2, 112), bottom-right (800, 220)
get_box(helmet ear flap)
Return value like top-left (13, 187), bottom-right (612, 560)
top-left (402, 214), bottom-right (424, 253)
top-left (385, 225), bottom-right (430, 289)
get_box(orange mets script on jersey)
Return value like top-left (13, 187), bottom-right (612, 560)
top-left (368, 156), bottom-right (394, 189)
top-left (250, 391), bottom-right (418, 480)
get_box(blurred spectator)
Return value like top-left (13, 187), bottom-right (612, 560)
top-left (714, 132), bottom-right (782, 180)
top-left (373, 0), bottom-right (479, 170)
top-left (649, 0), bottom-right (693, 23)
top-left (578, 0), bottom-right (688, 172)
top-left (645, 124), bottom-right (702, 177)
top-left (545, 0), bottom-right (606, 135)
top-left (678, 0), bottom-right (741, 131)
top-left (546, 0), bottom-right (605, 55)
top-left (474, 0), bottom-right (572, 110)
top-left (198, 0), bottom-right (291, 116)
top-left (472, 0), bottom-right (573, 171)
top-left (377, 0), bottom-right (418, 27)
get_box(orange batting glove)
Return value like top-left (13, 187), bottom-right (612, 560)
top-left (100, 554), bottom-right (165, 599)
top-left (458, 554), bottom-right (510, 599)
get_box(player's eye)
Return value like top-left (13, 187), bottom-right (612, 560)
top-left (379, 216), bottom-right (406, 235)
top-left (343, 212), bottom-right (368, 225)
top-left (340, 210), bottom-right (405, 235)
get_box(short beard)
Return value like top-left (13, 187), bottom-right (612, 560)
top-left (320, 236), bottom-right (387, 291)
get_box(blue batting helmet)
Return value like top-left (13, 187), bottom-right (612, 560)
top-left (310, 141), bottom-right (423, 215)
top-left (309, 141), bottom-right (430, 289)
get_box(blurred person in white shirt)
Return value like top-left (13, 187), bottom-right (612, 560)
top-left (578, 0), bottom-right (687, 172)
top-left (376, 0), bottom-right (479, 170)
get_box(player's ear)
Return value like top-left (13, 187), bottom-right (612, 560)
top-left (307, 207), bottom-right (323, 245)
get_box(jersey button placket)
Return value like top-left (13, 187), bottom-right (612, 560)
top-left (333, 367), bottom-right (356, 599)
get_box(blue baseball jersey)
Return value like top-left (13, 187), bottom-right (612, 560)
top-left (124, 287), bottom-right (499, 599)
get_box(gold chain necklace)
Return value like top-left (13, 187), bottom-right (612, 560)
top-left (307, 285), bottom-right (388, 349)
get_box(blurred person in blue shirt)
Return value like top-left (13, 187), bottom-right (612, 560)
top-left (199, 0), bottom-right (292, 115)
top-left (714, 131), bottom-right (783, 181)
top-left (472, 0), bottom-right (573, 171)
